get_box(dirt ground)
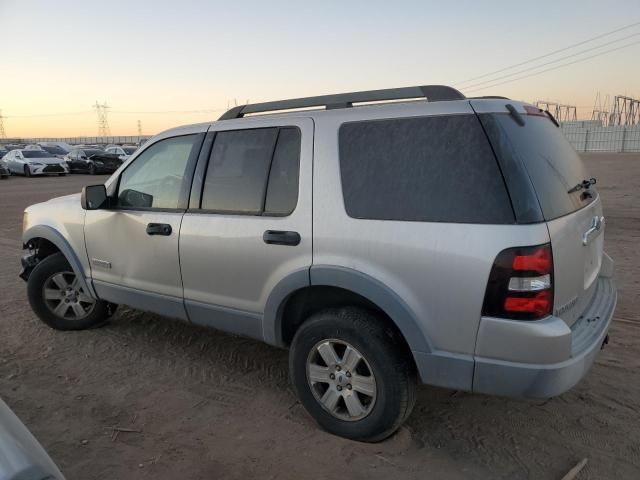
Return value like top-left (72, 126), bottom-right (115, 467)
top-left (0, 154), bottom-right (639, 480)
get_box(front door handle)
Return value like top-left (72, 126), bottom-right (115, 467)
top-left (146, 223), bottom-right (172, 236)
top-left (263, 230), bottom-right (300, 246)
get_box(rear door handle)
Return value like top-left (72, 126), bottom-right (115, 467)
top-left (263, 230), bottom-right (300, 246)
top-left (146, 223), bottom-right (172, 236)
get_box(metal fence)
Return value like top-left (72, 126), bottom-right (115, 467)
top-left (560, 122), bottom-right (640, 153)
top-left (0, 136), bottom-right (151, 146)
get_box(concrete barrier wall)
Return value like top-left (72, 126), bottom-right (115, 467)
top-left (561, 124), bottom-right (640, 153)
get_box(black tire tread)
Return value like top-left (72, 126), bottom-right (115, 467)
top-left (27, 253), bottom-right (110, 330)
top-left (290, 306), bottom-right (416, 442)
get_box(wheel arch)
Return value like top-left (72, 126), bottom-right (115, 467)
top-left (22, 225), bottom-right (96, 298)
top-left (263, 265), bottom-right (432, 356)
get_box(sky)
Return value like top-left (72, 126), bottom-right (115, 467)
top-left (1, 0), bottom-right (640, 137)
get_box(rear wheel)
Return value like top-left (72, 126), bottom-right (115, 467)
top-left (24, 165), bottom-right (31, 177)
top-left (27, 253), bottom-right (111, 330)
top-left (290, 307), bottom-right (416, 442)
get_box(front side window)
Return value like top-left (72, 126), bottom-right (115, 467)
top-left (200, 127), bottom-right (301, 215)
top-left (116, 135), bottom-right (197, 209)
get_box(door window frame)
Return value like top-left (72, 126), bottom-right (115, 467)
top-left (109, 133), bottom-right (205, 213)
top-left (187, 125), bottom-right (301, 217)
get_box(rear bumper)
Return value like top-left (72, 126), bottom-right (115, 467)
top-left (473, 275), bottom-right (616, 398)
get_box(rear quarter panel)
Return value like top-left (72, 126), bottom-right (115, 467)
top-left (312, 102), bottom-right (550, 357)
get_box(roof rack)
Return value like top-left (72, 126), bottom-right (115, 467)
top-left (218, 85), bottom-right (465, 120)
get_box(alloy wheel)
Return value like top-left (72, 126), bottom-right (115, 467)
top-left (42, 271), bottom-right (95, 320)
top-left (306, 339), bottom-right (377, 421)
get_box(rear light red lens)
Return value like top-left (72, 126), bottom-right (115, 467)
top-left (504, 290), bottom-right (552, 317)
top-left (512, 245), bottom-right (552, 275)
top-left (482, 243), bottom-right (554, 321)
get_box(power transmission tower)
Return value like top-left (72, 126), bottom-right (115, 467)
top-left (609, 95), bottom-right (640, 126)
top-left (93, 101), bottom-right (111, 137)
top-left (137, 119), bottom-right (142, 137)
top-left (591, 92), bottom-right (611, 126)
top-left (0, 109), bottom-right (6, 139)
top-left (534, 101), bottom-right (577, 122)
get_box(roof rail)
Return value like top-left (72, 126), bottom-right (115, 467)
top-left (218, 85), bottom-right (465, 120)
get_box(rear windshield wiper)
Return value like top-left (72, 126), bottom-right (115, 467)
top-left (568, 177), bottom-right (597, 194)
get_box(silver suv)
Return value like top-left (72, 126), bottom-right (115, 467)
top-left (20, 85), bottom-right (617, 442)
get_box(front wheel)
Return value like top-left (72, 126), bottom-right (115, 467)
top-left (289, 307), bottom-right (416, 442)
top-left (27, 253), bottom-right (111, 330)
top-left (88, 163), bottom-right (96, 175)
top-left (24, 165), bottom-right (31, 177)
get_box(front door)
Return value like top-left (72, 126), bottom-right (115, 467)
top-left (84, 130), bottom-right (204, 319)
top-left (179, 117), bottom-right (313, 339)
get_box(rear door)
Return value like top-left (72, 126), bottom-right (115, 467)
top-left (478, 106), bottom-right (603, 326)
top-left (179, 117), bottom-right (313, 340)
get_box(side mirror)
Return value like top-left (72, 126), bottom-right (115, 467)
top-left (81, 185), bottom-right (107, 210)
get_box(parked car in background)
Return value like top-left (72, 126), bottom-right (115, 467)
top-left (24, 144), bottom-right (45, 151)
top-left (0, 398), bottom-right (65, 479)
top-left (38, 141), bottom-right (72, 154)
top-left (0, 145), bottom-right (9, 159)
top-left (3, 149), bottom-right (69, 176)
top-left (65, 147), bottom-right (123, 174)
top-left (104, 144), bottom-right (137, 160)
top-left (38, 144), bottom-right (69, 159)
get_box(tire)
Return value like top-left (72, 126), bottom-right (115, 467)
top-left (88, 163), bottom-right (96, 175)
top-left (24, 165), bottom-right (31, 177)
top-left (27, 253), bottom-right (110, 330)
top-left (58, 173), bottom-right (66, 177)
top-left (290, 307), bottom-right (417, 442)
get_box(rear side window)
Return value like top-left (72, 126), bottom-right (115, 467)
top-left (338, 114), bottom-right (514, 223)
top-left (480, 113), bottom-right (594, 221)
top-left (201, 127), bottom-right (301, 215)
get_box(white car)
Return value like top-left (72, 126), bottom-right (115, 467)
top-left (104, 144), bottom-right (137, 161)
top-left (3, 149), bottom-right (69, 176)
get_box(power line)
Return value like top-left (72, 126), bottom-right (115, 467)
top-left (464, 39), bottom-right (640, 94)
top-left (3, 111), bottom-right (92, 118)
top-left (458, 30), bottom-right (640, 91)
top-left (456, 19), bottom-right (640, 86)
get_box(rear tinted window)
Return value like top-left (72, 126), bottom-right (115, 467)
top-left (482, 113), bottom-right (594, 220)
top-left (338, 114), bottom-right (514, 223)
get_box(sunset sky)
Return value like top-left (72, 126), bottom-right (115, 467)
top-left (2, 0), bottom-right (640, 138)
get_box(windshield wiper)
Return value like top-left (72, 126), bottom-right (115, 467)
top-left (568, 177), bottom-right (597, 194)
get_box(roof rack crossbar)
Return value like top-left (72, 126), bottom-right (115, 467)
top-left (218, 85), bottom-right (465, 120)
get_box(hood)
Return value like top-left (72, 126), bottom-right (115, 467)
top-left (25, 157), bottom-right (63, 165)
top-left (44, 193), bottom-right (81, 206)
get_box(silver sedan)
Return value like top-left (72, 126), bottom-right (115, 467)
top-left (3, 149), bottom-right (69, 176)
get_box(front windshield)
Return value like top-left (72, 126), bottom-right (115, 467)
top-left (41, 145), bottom-right (67, 155)
top-left (84, 149), bottom-right (104, 157)
top-left (23, 151), bottom-right (53, 158)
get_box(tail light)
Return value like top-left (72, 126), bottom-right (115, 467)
top-left (482, 244), bottom-right (553, 320)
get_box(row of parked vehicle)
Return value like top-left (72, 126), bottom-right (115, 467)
top-left (0, 141), bottom-right (139, 178)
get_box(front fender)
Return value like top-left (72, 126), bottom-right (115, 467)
top-left (22, 225), bottom-right (96, 298)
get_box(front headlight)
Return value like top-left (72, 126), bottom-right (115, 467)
top-left (30, 162), bottom-right (44, 166)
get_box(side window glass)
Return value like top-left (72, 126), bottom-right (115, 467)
top-left (201, 128), bottom-right (278, 213)
top-left (264, 127), bottom-right (301, 215)
top-left (117, 135), bottom-right (197, 209)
